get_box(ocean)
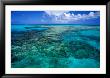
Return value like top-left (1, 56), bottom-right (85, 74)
top-left (11, 24), bottom-right (100, 68)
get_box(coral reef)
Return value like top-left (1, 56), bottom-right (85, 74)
top-left (11, 25), bottom-right (100, 68)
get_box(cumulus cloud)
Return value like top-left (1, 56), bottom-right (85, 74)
top-left (44, 11), bottom-right (100, 23)
top-left (45, 11), bottom-right (68, 16)
top-left (89, 12), bottom-right (95, 17)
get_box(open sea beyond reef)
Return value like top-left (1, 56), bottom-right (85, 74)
top-left (11, 24), bottom-right (100, 68)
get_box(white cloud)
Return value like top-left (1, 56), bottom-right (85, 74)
top-left (64, 13), bottom-right (71, 17)
top-left (89, 12), bottom-right (95, 17)
top-left (45, 11), bottom-right (68, 16)
top-left (77, 14), bottom-right (81, 17)
top-left (44, 11), bottom-right (100, 23)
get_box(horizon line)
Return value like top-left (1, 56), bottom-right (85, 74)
top-left (11, 24), bottom-right (100, 26)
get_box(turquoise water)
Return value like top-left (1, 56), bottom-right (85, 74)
top-left (11, 25), bottom-right (48, 32)
top-left (11, 24), bottom-right (100, 68)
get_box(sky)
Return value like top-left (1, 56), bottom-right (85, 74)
top-left (11, 11), bottom-right (100, 25)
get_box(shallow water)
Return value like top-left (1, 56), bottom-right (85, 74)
top-left (11, 24), bottom-right (100, 68)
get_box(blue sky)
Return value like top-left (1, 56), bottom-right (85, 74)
top-left (11, 11), bottom-right (100, 25)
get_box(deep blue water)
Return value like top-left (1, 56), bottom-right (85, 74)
top-left (11, 24), bottom-right (100, 68)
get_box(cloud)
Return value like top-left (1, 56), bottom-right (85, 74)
top-left (89, 12), bottom-right (95, 17)
top-left (44, 11), bottom-right (100, 23)
top-left (45, 11), bottom-right (68, 17)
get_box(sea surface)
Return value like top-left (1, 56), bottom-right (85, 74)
top-left (11, 24), bottom-right (100, 68)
